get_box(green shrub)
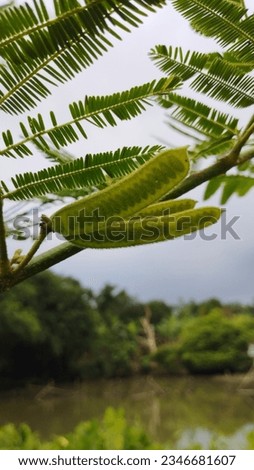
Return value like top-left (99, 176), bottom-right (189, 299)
top-left (49, 408), bottom-right (156, 450)
top-left (180, 310), bottom-right (252, 374)
top-left (247, 430), bottom-right (254, 450)
top-left (0, 423), bottom-right (41, 450)
top-left (151, 344), bottom-right (184, 374)
top-left (0, 408), bottom-right (159, 450)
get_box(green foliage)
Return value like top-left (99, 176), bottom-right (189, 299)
top-left (179, 310), bottom-right (252, 374)
top-left (49, 407), bottom-right (156, 450)
top-left (150, 0), bottom-right (254, 202)
top-left (146, 300), bottom-right (173, 325)
top-left (232, 314), bottom-right (254, 343)
top-left (204, 174), bottom-right (254, 203)
top-left (84, 318), bottom-right (138, 378)
top-left (0, 0), bottom-right (167, 114)
top-left (2, 146), bottom-right (164, 200)
top-left (0, 271), bottom-right (98, 381)
top-left (172, 0), bottom-right (254, 55)
top-left (0, 408), bottom-right (158, 450)
top-left (151, 46), bottom-right (254, 108)
top-left (151, 344), bottom-right (183, 374)
top-left (1, 77), bottom-right (181, 159)
top-left (0, 0), bottom-right (230, 288)
top-left (0, 423), bottom-right (41, 450)
top-left (247, 430), bottom-right (254, 450)
top-left (0, 272), bottom-right (145, 382)
top-left (1, 0), bottom-right (252, 289)
top-left (0, 271), bottom-right (253, 385)
top-left (177, 298), bottom-right (222, 318)
top-left (157, 92), bottom-right (239, 138)
top-left (0, 0), bottom-right (252, 289)
top-left (1, 405), bottom-right (254, 450)
top-left (156, 315), bottom-right (183, 341)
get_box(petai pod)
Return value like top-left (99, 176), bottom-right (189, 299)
top-left (137, 198), bottom-right (196, 217)
top-left (61, 207), bottom-right (222, 249)
top-left (51, 147), bottom-right (189, 239)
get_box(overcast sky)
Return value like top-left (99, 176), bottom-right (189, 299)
top-left (2, 0), bottom-right (254, 304)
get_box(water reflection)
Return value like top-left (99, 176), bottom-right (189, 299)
top-left (0, 376), bottom-right (254, 448)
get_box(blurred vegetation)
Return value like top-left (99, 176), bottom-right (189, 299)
top-left (0, 271), bottom-right (254, 387)
top-left (0, 408), bottom-right (160, 450)
top-left (1, 406), bottom-right (254, 450)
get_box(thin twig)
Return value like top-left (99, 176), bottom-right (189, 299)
top-left (12, 214), bottom-right (51, 275)
top-left (0, 194), bottom-right (10, 277)
top-left (164, 118), bottom-right (254, 201)
top-left (8, 242), bottom-right (83, 289)
top-left (230, 122), bottom-right (254, 159)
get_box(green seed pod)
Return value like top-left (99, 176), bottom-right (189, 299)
top-left (51, 147), bottom-right (189, 239)
top-left (137, 198), bottom-right (197, 217)
top-left (62, 207), bottom-right (222, 249)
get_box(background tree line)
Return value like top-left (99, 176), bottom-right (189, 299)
top-left (0, 270), bottom-right (253, 388)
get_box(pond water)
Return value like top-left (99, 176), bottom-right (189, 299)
top-left (1, 375), bottom-right (254, 449)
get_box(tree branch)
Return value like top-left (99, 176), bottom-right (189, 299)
top-left (164, 114), bottom-right (254, 200)
top-left (164, 147), bottom-right (254, 201)
top-left (7, 242), bottom-right (84, 289)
